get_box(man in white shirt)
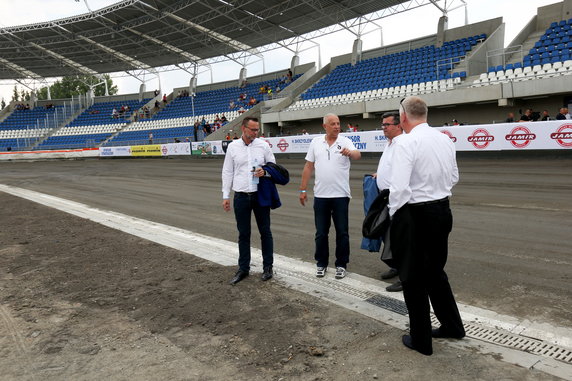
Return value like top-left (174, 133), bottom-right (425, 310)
top-left (299, 113), bottom-right (361, 279)
top-left (222, 117), bottom-right (276, 285)
top-left (374, 111), bottom-right (403, 292)
top-left (389, 96), bottom-right (464, 356)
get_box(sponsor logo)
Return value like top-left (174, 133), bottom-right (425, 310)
top-left (346, 135), bottom-right (361, 143)
top-left (550, 124), bottom-right (572, 147)
top-left (467, 128), bottom-right (494, 149)
top-left (441, 130), bottom-right (457, 143)
top-left (277, 138), bottom-right (289, 152)
top-left (505, 126), bottom-right (536, 148)
top-left (264, 139), bottom-right (273, 148)
top-left (291, 138), bottom-right (312, 144)
top-left (162, 146), bottom-right (168, 155)
top-left (100, 148), bottom-right (113, 156)
top-left (374, 135), bottom-right (387, 141)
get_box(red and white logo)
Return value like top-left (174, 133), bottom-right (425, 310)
top-left (550, 124), bottom-right (572, 147)
top-left (468, 128), bottom-right (494, 149)
top-left (264, 139), bottom-right (273, 148)
top-left (162, 146), bottom-right (168, 155)
top-left (505, 126), bottom-right (536, 148)
top-left (441, 130), bottom-right (457, 143)
top-left (277, 138), bottom-right (289, 152)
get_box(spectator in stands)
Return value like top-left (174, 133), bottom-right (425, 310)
top-left (162, 94), bottom-right (167, 104)
top-left (154, 100), bottom-right (160, 110)
top-left (221, 114), bottom-right (228, 123)
top-left (215, 114), bottom-right (221, 123)
top-left (112, 108), bottom-right (118, 119)
top-left (267, 88), bottom-right (273, 98)
top-left (259, 85), bottom-right (266, 94)
top-left (238, 106), bottom-right (246, 114)
top-left (354, 124), bottom-right (359, 132)
top-left (154, 89), bottom-right (160, 97)
top-left (505, 112), bottom-right (515, 123)
top-left (452, 119), bottom-right (460, 126)
top-left (275, 85), bottom-right (281, 94)
top-left (229, 100), bottom-right (235, 109)
top-left (248, 96), bottom-right (257, 106)
top-left (119, 106), bottom-right (126, 117)
top-left (287, 69), bottom-right (293, 83)
top-left (519, 109), bottom-right (533, 122)
top-left (144, 106), bottom-right (150, 118)
top-left (556, 107), bottom-right (570, 120)
top-left (233, 133), bottom-right (239, 140)
top-left (25, 104), bottom-right (30, 110)
top-left (226, 133), bottom-right (231, 141)
top-left (90, 109), bottom-right (99, 115)
top-left (541, 110), bottom-right (551, 121)
top-left (302, 129), bottom-right (309, 135)
top-left (204, 122), bottom-right (212, 135)
top-left (346, 123), bottom-right (353, 132)
top-left (193, 121), bottom-right (200, 141)
top-left (148, 132), bottom-right (153, 144)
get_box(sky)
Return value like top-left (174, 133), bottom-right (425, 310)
top-left (0, 0), bottom-right (561, 103)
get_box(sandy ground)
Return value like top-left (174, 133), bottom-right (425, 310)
top-left (0, 192), bottom-right (563, 381)
top-left (0, 156), bottom-right (570, 330)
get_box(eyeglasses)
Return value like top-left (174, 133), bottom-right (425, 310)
top-left (380, 122), bottom-right (399, 130)
top-left (246, 127), bottom-right (260, 133)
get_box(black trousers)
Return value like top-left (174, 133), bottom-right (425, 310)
top-left (390, 199), bottom-right (464, 353)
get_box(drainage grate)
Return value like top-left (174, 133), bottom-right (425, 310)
top-left (365, 294), bottom-right (409, 316)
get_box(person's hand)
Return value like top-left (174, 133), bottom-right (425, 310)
top-left (299, 191), bottom-right (307, 206)
top-left (252, 167), bottom-right (265, 178)
top-left (372, 173), bottom-right (377, 178)
top-left (340, 147), bottom-right (351, 157)
top-left (222, 199), bottom-right (231, 212)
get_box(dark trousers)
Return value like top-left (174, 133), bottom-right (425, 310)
top-left (390, 200), bottom-right (464, 353)
top-left (234, 192), bottom-right (273, 272)
top-left (313, 197), bottom-right (350, 268)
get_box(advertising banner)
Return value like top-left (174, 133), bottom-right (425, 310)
top-left (162, 142), bottom-right (191, 156)
top-left (99, 146), bottom-right (132, 157)
top-left (131, 145), bottom-right (162, 156)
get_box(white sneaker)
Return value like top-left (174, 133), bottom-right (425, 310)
top-left (335, 267), bottom-right (347, 279)
top-left (316, 266), bottom-right (327, 277)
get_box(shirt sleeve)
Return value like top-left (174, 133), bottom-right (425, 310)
top-left (221, 146), bottom-right (234, 199)
top-left (305, 139), bottom-right (316, 162)
top-left (264, 142), bottom-right (276, 164)
top-left (451, 149), bottom-right (459, 187)
top-left (388, 139), bottom-right (414, 216)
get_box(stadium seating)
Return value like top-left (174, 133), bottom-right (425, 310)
top-left (477, 19), bottom-right (572, 86)
top-left (34, 124), bottom-right (123, 150)
top-left (151, 75), bottom-right (301, 122)
top-left (67, 98), bottom-right (151, 127)
top-left (0, 105), bottom-right (64, 130)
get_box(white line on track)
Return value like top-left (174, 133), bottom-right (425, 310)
top-left (1, 184), bottom-right (571, 380)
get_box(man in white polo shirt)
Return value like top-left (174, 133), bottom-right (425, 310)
top-left (299, 113), bottom-right (361, 279)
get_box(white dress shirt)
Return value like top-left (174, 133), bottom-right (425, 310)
top-left (305, 134), bottom-right (357, 198)
top-left (388, 123), bottom-right (459, 216)
top-left (221, 138), bottom-right (275, 199)
top-left (375, 134), bottom-right (402, 191)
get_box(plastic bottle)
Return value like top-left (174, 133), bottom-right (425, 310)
top-left (251, 158), bottom-right (259, 185)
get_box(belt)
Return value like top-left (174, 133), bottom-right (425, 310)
top-left (410, 196), bottom-right (449, 206)
top-left (235, 191), bottom-right (257, 195)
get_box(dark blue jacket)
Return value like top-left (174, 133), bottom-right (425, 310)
top-left (257, 163), bottom-right (289, 209)
top-left (361, 174), bottom-right (383, 252)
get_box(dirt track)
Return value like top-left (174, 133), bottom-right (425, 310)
top-left (1, 156), bottom-right (570, 327)
top-left (0, 192), bottom-right (562, 380)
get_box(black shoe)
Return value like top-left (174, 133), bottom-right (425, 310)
top-left (402, 335), bottom-right (432, 356)
top-left (381, 268), bottom-right (398, 280)
top-left (431, 327), bottom-right (465, 339)
top-left (261, 266), bottom-right (273, 281)
top-left (230, 270), bottom-right (249, 285)
top-left (386, 281), bottom-right (403, 292)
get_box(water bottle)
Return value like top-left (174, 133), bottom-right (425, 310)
top-left (251, 158), bottom-right (259, 185)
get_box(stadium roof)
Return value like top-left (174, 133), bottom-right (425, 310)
top-left (0, 0), bottom-right (426, 80)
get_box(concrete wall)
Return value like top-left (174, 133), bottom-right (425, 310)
top-left (537, 0), bottom-right (572, 30)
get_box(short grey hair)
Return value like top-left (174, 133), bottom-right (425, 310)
top-left (400, 96), bottom-right (428, 121)
top-left (323, 113), bottom-right (338, 124)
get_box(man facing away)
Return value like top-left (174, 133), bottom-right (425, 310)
top-left (374, 111), bottom-right (404, 292)
top-left (222, 117), bottom-right (276, 285)
top-left (299, 113), bottom-right (361, 279)
top-left (388, 96), bottom-right (465, 356)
